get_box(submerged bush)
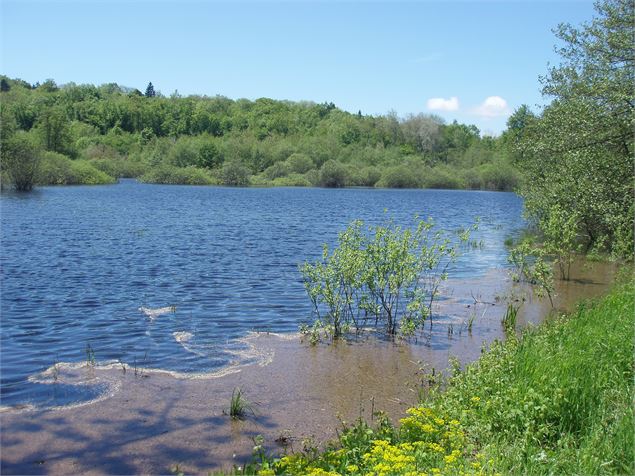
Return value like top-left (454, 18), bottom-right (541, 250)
top-left (38, 152), bottom-right (116, 185)
top-left (376, 165), bottom-right (422, 189)
top-left (2, 132), bottom-right (41, 191)
top-left (300, 218), bottom-right (470, 337)
top-left (318, 160), bottom-right (348, 188)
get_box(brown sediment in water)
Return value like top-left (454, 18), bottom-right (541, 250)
top-left (0, 261), bottom-right (617, 475)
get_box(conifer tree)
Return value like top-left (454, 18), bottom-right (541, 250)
top-left (145, 82), bottom-right (156, 98)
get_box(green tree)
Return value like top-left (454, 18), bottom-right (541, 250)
top-left (2, 132), bottom-right (42, 191)
top-left (34, 106), bottom-right (72, 154)
top-left (515, 0), bottom-right (634, 259)
top-left (145, 82), bottom-right (156, 98)
top-left (197, 140), bottom-right (223, 168)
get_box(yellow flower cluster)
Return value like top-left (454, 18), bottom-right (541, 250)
top-left (260, 405), bottom-right (497, 476)
top-left (361, 439), bottom-right (418, 475)
top-left (400, 406), bottom-right (466, 450)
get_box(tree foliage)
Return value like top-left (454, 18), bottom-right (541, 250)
top-left (512, 0), bottom-right (634, 259)
top-left (2, 132), bottom-right (42, 191)
top-left (0, 75), bottom-right (519, 191)
top-left (144, 82), bottom-right (156, 98)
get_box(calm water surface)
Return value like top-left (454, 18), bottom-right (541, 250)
top-left (0, 180), bottom-right (524, 407)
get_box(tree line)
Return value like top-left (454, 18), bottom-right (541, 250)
top-left (0, 77), bottom-right (519, 190)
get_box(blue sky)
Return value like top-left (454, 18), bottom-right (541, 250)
top-left (1, 0), bottom-right (597, 134)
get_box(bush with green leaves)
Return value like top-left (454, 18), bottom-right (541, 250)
top-left (263, 161), bottom-right (290, 180)
top-left (376, 165), bottom-right (422, 189)
top-left (540, 204), bottom-right (582, 280)
top-left (139, 164), bottom-right (215, 185)
top-left (219, 160), bottom-right (251, 186)
top-left (89, 157), bottom-right (147, 178)
top-left (300, 218), bottom-right (469, 338)
top-left (2, 131), bottom-right (41, 191)
top-left (285, 152), bottom-right (314, 174)
top-left (270, 173), bottom-right (311, 187)
top-left (508, 240), bottom-right (555, 307)
top-left (423, 165), bottom-right (465, 189)
top-left (318, 160), bottom-right (348, 188)
top-left (37, 151), bottom-right (116, 185)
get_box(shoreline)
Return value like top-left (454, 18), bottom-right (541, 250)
top-left (0, 262), bottom-right (616, 475)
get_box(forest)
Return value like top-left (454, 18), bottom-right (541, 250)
top-left (0, 76), bottom-right (519, 190)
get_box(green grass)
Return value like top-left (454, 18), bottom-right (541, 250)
top-left (226, 387), bottom-right (255, 420)
top-left (437, 280), bottom-right (634, 475)
top-left (501, 302), bottom-right (518, 333)
top-left (236, 281), bottom-right (634, 475)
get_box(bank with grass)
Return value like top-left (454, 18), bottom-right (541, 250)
top-left (239, 280), bottom-right (634, 475)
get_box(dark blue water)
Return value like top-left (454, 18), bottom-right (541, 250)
top-left (1, 180), bottom-right (524, 407)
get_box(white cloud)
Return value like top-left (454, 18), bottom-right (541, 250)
top-left (473, 96), bottom-right (510, 118)
top-left (426, 96), bottom-right (459, 112)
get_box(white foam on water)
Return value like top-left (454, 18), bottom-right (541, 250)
top-left (15, 331), bottom-right (297, 412)
top-left (0, 403), bottom-right (36, 413)
top-left (17, 361), bottom-right (123, 413)
top-left (138, 306), bottom-right (175, 320)
top-left (172, 331), bottom-right (209, 357)
top-left (173, 331), bottom-right (193, 343)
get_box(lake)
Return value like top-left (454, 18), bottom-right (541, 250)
top-left (0, 180), bottom-right (525, 408)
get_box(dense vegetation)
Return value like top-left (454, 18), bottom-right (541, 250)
top-left (0, 77), bottom-right (519, 191)
top-left (509, 0), bottom-right (634, 259)
top-left (300, 218), bottom-right (473, 339)
top-left (240, 280), bottom-right (633, 476)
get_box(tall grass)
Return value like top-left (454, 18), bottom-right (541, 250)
top-left (226, 387), bottom-right (255, 420)
top-left (501, 302), bottom-right (518, 333)
top-left (432, 280), bottom-right (634, 474)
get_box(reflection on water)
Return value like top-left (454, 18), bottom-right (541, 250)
top-left (2, 180), bottom-right (527, 407)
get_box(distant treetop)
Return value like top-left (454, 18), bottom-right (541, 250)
top-left (145, 82), bottom-right (156, 98)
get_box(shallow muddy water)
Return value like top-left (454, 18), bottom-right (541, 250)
top-left (0, 261), bottom-right (616, 475)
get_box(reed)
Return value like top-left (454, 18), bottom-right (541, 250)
top-left (226, 387), bottom-right (255, 420)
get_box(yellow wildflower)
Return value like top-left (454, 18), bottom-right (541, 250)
top-left (444, 454), bottom-right (457, 464)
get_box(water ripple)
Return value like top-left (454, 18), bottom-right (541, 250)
top-left (0, 181), bottom-right (524, 407)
